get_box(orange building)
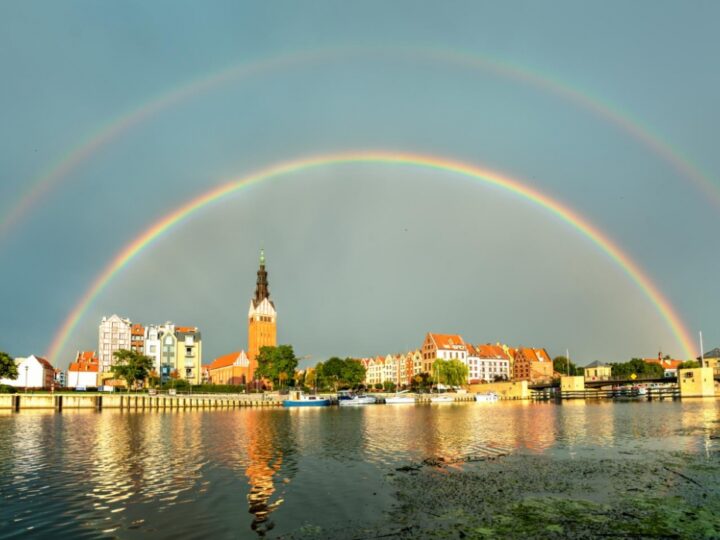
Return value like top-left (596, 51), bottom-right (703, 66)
top-left (248, 249), bottom-right (277, 363)
top-left (513, 347), bottom-right (554, 382)
top-left (130, 323), bottom-right (145, 354)
top-left (207, 351), bottom-right (254, 385)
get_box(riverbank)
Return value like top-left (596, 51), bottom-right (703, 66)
top-left (280, 450), bottom-right (720, 539)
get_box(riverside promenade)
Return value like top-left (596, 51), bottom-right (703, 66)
top-left (0, 392), bottom-right (286, 412)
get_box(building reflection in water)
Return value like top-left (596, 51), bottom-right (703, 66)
top-left (240, 409), bottom-right (296, 537)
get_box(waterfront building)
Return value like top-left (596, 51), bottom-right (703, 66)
top-left (208, 351), bottom-right (252, 385)
top-left (144, 324), bottom-right (162, 373)
top-left (513, 347), bottom-right (553, 382)
top-left (130, 324), bottom-right (145, 354)
top-left (465, 344), bottom-right (511, 383)
top-left (248, 249), bottom-right (277, 363)
top-left (67, 351), bottom-right (99, 388)
top-left (98, 314), bottom-right (132, 374)
top-left (0, 355), bottom-right (54, 389)
top-left (421, 334), bottom-right (468, 372)
top-left (408, 349), bottom-right (424, 376)
top-left (201, 364), bottom-right (210, 384)
top-left (175, 326), bottom-right (202, 384)
top-left (584, 361), bottom-right (612, 381)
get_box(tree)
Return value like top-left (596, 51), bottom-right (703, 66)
top-left (0, 351), bottom-right (18, 381)
top-left (432, 359), bottom-right (468, 387)
top-left (553, 356), bottom-right (583, 376)
top-left (341, 359), bottom-right (366, 388)
top-left (255, 345), bottom-right (299, 388)
top-left (610, 358), bottom-right (664, 379)
top-left (411, 372), bottom-right (433, 392)
top-left (678, 360), bottom-right (700, 370)
top-left (383, 380), bottom-right (396, 392)
top-left (111, 349), bottom-right (154, 391)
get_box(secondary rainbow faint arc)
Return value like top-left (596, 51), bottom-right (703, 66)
top-left (3, 45), bottom-right (718, 240)
top-left (46, 151), bottom-right (696, 363)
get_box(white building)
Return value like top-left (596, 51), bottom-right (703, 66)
top-left (465, 344), bottom-right (511, 383)
top-left (98, 315), bottom-right (132, 373)
top-left (0, 355), bottom-right (55, 389)
top-left (67, 351), bottom-right (99, 389)
top-left (143, 324), bottom-right (163, 373)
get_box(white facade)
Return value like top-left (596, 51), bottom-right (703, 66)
top-left (144, 324), bottom-right (163, 372)
top-left (0, 355), bottom-right (54, 388)
top-left (465, 345), bottom-right (511, 383)
top-left (67, 370), bottom-right (98, 388)
top-left (98, 315), bottom-right (132, 373)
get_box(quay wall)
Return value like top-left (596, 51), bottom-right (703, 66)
top-left (466, 381), bottom-right (529, 400)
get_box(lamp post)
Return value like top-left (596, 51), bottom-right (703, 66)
top-left (25, 364), bottom-right (29, 393)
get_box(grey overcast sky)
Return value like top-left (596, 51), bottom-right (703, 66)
top-left (1, 0), bottom-right (719, 368)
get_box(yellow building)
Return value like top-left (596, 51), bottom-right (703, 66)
top-left (584, 361), bottom-right (612, 381)
top-left (248, 250), bottom-right (277, 363)
top-left (678, 367), bottom-right (715, 397)
top-left (159, 325), bottom-right (202, 385)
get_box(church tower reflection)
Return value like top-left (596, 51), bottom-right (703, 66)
top-left (242, 410), bottom-right (296, 536)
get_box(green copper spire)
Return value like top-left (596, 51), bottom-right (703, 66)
top-left (260, 248), bottom-right (265, 266)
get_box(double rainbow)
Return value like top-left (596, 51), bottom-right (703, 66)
top-left (46, 151), bottom-right (696, 363)
top-left (3, 46), bottom-right (718, 241)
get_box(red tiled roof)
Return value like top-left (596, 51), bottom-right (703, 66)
top-left (429, 334), bottom-right (466, 349)
top-left (131, 324), bottom-right (144, 336)
top-left (470, 344), bottom-right (512, 360)
top-left (176, 326), bottom-right (197, 333)
top-left (69, 362), bottom-right (99, 373)
top-left (209, 351), bottom-right (247, 370)
top-left (76, 351), bottom-right (98, 364)
top-left (33, 356), bottom-right (54, 370)
top-left (644, 358), bottom-right (683, 370)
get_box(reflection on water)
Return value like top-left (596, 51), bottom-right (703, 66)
top-left (0, 400), bottom-right (718, 538)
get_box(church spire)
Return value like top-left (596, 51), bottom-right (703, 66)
top-left (253, 249), bottom-right (272, 307)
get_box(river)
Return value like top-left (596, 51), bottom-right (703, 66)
top-left (1, 399), bottom-right (718, 538)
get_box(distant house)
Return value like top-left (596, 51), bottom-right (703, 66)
top-left (584, 361), bottom-right (612, 381)
top-left (643, 358), bottom-right (683, 378)
top-left (513, 348), bottom-right (553, 383)
top-left (699, 348), bottom-right (720, 371)
top-left (54, 368), bottom-right (66, 388)
top-left (67, 351), bottom-right (100, 388)
top-left (0, 355), bottom-right (55, 389)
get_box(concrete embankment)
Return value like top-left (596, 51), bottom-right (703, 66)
top-left (0, 393), bottom-right (283, 411)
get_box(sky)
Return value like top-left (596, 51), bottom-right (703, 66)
top-left (1, 0), bottom-right (719, 369)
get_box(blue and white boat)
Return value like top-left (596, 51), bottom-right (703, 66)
top-left (283, 391), bottom-right (331, 407)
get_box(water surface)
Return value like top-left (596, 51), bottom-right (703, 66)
top-left (0, 400), bottom-right (718, 538)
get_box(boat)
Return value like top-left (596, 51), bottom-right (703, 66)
top-left (475, 392), bottom-right (499, 402)
top-left (283, 391), bottom-right (331, 407)
top-left (430, 394), bottom-right (454, 403)
top-left (385, 390), bottom-right (415, 404)
top-left (339, 395), bottom-right (377, 406)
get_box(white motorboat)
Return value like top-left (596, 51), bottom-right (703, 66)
top-left (385, 394), bottom-right (415, 404)
top-left (475, 392), bottom-right (499, 402)
top-left (338, 395), bottom-right (377, 406)
top-left (430, 394), bottom-right (454, 403)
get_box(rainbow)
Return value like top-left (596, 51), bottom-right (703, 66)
top-left (46, 151), bottom-right (696, 364)
top-left (3, 45), bottom-right (718, 241)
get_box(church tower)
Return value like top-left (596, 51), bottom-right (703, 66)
top-left (248, 249), bottom-right (277, 365)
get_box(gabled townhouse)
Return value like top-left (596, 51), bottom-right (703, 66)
top-left (513, 347), bottom-right (553, 382)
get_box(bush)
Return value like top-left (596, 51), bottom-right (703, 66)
top-left (0, 384), bottom-right (17, 394)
